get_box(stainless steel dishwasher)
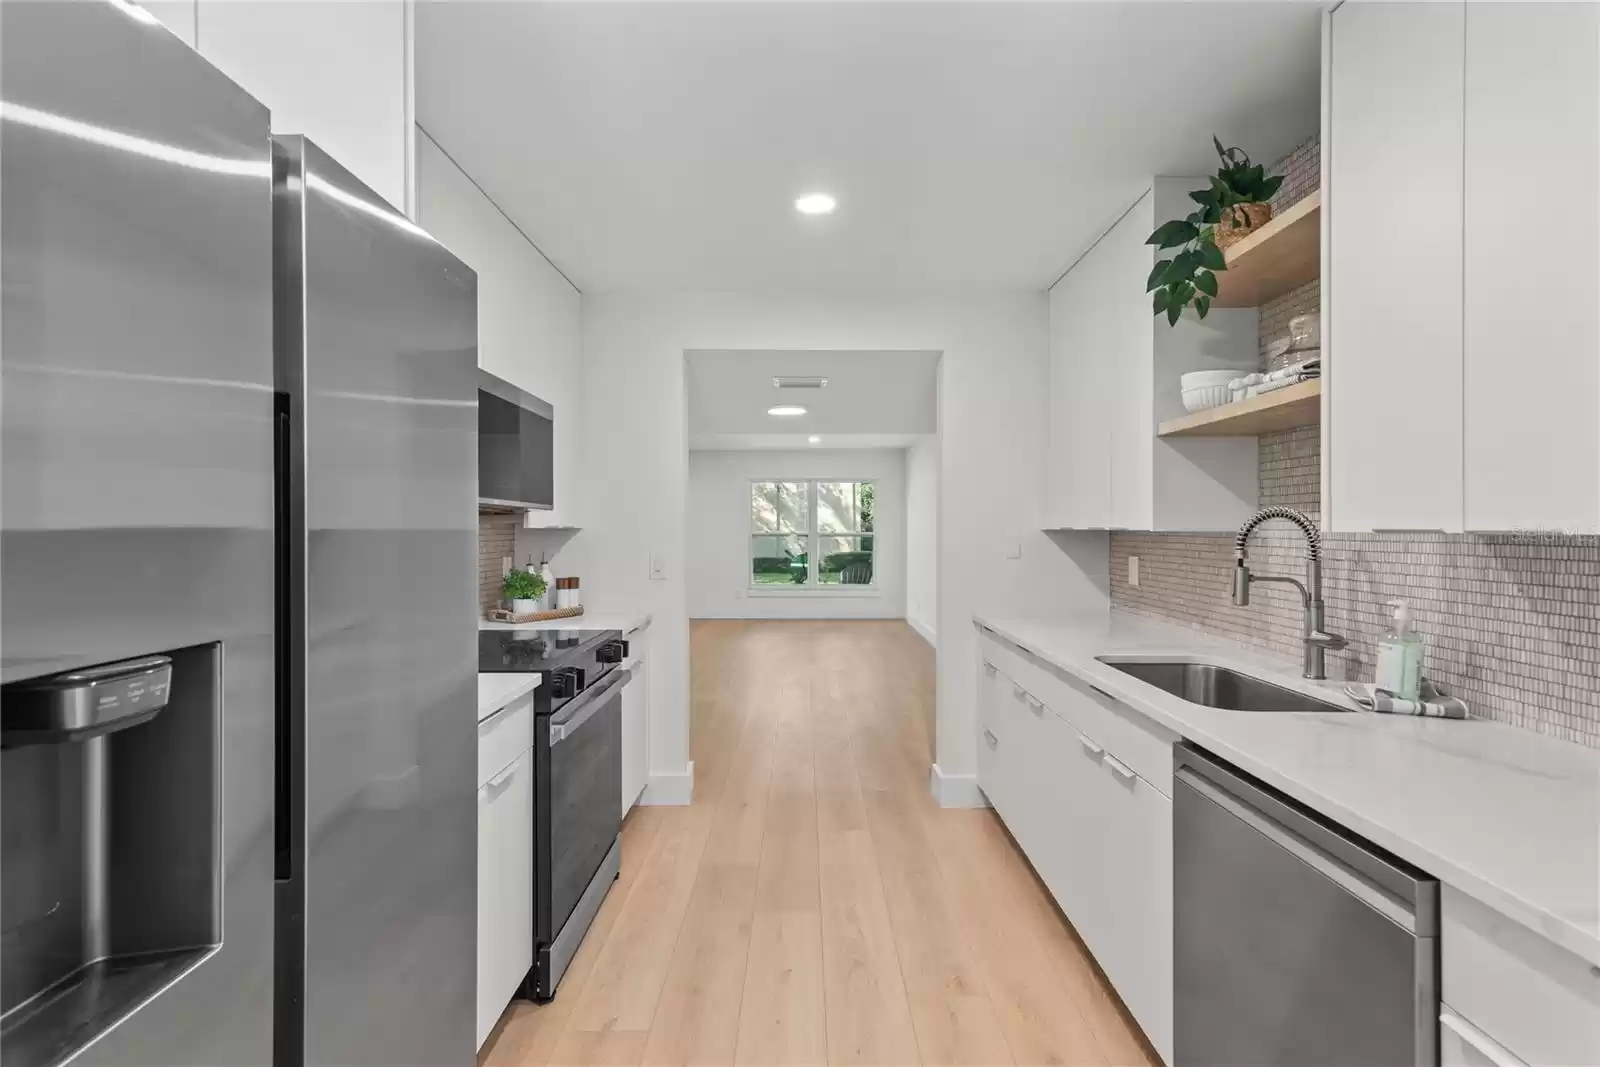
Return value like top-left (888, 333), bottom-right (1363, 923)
top-left (1174, 744), bottom-right (1439, 1067)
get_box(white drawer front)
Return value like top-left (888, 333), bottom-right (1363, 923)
top-left (980, 631), bottom-right (1176, 793)
top-left (477, 750), bottom-right (533, 1048)
top-left (1441, 885), bottom-right (1600, 1066)
top-left (478, 694), bottom-right (533, 787)
top-left (1441, 1008), bottom-right (1529, 1067)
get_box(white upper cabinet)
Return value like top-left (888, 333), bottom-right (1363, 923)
top-left (1326, 1), bottom-right (1600, 533)
top-left (1047, 238), bottom-right (1112, 528)
top-left (196, 1), bottom-right (413, 212)
top-left (1463, 2), bottom-right (1600, 534)
top-left (1327, 0), bottom-right (1465, 533)
top-left (418, 134), bottom-right (584, 528)
top-left (1046, 183), bottom-right (1259, 533)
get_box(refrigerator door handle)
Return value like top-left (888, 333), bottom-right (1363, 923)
top-left (550, 668), bottom-right (631, 745)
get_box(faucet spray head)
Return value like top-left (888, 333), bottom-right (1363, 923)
top-left (1232, 561), bottom-right (1252, 606)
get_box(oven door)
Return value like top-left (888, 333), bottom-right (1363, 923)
top-left (547, 668), bottom-right (628, 938)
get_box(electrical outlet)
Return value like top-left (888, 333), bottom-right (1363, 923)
top-left (1129, 555), bottom-right (1140, 587)
top-left (502, 556), bottom-right (513, 578)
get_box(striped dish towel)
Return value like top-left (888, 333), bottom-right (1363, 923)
top-left (1343, 679), bottom-right (1469, 719)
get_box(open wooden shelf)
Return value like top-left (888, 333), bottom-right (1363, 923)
top-left (1158, 379), bottom-right (1321, 437)
top-left (1212, 190), bottom-right (1320, 308)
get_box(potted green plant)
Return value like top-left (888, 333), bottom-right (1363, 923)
top-left (502, 569), bottom-right (547, 615)
top-left (1146, 136), bottom-right (1285, 325)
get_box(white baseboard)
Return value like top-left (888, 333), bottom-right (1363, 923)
top-left (906, 615), bottom-right (937, 649)
top-left (929, 763), bottom-right (988, 809)
top-left (641, 762), bottom-right (695, 806)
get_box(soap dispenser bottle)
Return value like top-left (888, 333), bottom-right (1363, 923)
top-left (537, 555), bottom-right (556, 613)
top-left (1374, 598), bottom-right (1424, 700)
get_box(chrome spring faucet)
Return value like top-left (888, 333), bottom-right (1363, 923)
top-left (1232, 506), bottom-right (1348, 680)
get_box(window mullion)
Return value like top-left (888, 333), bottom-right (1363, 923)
top-left (808, 480), bottom-right (819, 584)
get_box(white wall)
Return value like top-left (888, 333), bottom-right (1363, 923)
top-left (687, 449), bottom-right (907, 620)
top-left (581, 293), bottom-right (1110, 801)
top-left (151, 0), bottom-right (415, 212)
top-left (905, 435), bottom-right (939, 646)
top-left (416, 129), bottom-right (586, 536)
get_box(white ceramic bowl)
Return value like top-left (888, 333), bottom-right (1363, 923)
top-left (1182, 384), bottom-right (1231, 412)
top-left (1179, 369), bottom-right (1239, 391)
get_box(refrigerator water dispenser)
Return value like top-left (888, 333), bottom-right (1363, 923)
top-left (0, 644), bottom-right (223, 1067)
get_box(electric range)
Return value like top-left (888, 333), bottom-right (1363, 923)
top-left (477, 626), bottom-right (632, 1000)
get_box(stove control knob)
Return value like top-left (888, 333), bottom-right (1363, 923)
top-left (597, 640), bottom-right (628, 664)
top-left (551, 666), bottom-right (582, 700)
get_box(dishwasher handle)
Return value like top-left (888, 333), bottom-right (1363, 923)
top-left (1176, 767), bottom-right (1420, 934)
top-left (1175, 744), bottom-right (1438, 930)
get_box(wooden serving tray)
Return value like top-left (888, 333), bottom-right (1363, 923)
top-left (486, 605), bottom-right (585, 624)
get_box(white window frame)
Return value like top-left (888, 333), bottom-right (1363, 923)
top-left (748, 479), bottom-right (877, 595)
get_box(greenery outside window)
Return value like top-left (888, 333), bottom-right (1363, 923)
top-left (751, 480), bottom-right (874, 588)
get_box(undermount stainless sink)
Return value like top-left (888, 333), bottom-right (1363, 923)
top-left (1095, 659), bottom-right (1351, 714)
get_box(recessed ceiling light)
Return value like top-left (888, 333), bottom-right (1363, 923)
top-left (808, 435), bottom-right (822, 444)
top-left (768, 405), bottom-right (807, 417)
top-left (794, 193), bottom-right (836, 216)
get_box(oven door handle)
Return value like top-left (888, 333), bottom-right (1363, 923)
top-left (550, 667), bottom-right (631, 745)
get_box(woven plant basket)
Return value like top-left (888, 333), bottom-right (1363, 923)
top-left (1213, 202), bottom-right (1273, 249)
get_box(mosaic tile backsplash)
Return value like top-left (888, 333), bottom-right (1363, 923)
top-left (1110, 135), bottom-right (1600, 750)
top-left (479, 513), bottom-right (518, 616)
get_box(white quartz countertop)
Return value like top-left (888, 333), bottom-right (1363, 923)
top-left (477, 672), bottom-right (542, 722)
top-left (479, 612), bottom-right (652, 635)
top-left (975, 610), bottom-right (1600, 967)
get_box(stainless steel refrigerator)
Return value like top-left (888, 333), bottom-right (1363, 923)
top-left (0, 3), bottom-right (479, 1065)
top-left (272, 134), bottom-right (478, 1067)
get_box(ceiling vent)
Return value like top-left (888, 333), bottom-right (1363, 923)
top-left (773, 376), bottom-right (828, 390)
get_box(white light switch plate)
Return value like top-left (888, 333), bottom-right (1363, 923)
top-left (1005, 542), bottom-right (1022, 560)
top-left (1129, 555), bottom-right (1140, 587)
top-left (649, 553), bottom-right (666, 580)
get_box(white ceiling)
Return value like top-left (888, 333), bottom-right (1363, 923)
top-left (415, 1), bottom-right (1323, 292)
top-left (690, 433), bottom-right (929, 452)
top-left (686, 349), bottom-right (938, 450)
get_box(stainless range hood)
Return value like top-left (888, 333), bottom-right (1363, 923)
top-left (479, 370), bottom-right (554, 512)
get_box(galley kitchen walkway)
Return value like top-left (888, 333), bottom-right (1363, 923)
top-left (479, 620), bottom-right (1157, 1067)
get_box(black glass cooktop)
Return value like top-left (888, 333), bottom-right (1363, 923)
top-left (478, 627), bottom-right (621, 675)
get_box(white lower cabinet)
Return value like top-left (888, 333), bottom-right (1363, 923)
top-left (1441, 1009), bottom-right (1528, 1067)
top-left (476, 748), bottom-right (533, 1049)
top-left (1440, 884), bottom-right (1600, 1066)
top-left (976, 660), bottom-right (1022, 833)
top-left (1082, 739), bottom-right (1172, 1063)
top-left (976, 633), bottom-right (1174, 1064)
top-left (622, 650), bottom-right (649, 815)
top-left (1034, 703), bottom-right (1171, 1064)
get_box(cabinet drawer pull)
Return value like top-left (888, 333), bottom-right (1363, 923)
top-left (486, 760), bottom-right (519, 791)
top-left (983, 662), bottom-right (998, 676)
top-left (1080, 736), bottom-right (1104, 758)
top-left (1104, 755), bottom-right (1136, 782)
top-left (1088, 683), bottom-right (1117, 703)
top-left (1026, 695), bottom-right (1044, 714)
top-left (983, 729), bottom-right (999, 749)
top-left (1012, 683), bottom-right (1026, 699)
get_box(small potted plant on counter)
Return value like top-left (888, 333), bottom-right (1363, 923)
top-left (502, 569), bottom-right (547, 616)
top-left (1146, 136), bottom-right (1285, 325)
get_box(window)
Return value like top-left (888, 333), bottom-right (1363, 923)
top-left (751, 480), bottom-right (875, 588)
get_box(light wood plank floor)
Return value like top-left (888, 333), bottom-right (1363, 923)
top-left (480, 620), bottom-right (1158, 1067)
